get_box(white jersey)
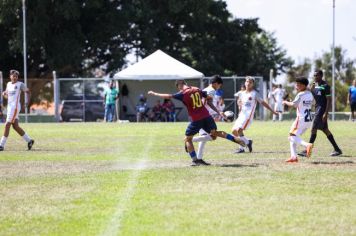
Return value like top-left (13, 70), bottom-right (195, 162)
top-left (235, 90), bottom-right (263, 115)
top-left (6, 81), bottom-right (26, 107)
top-left (292, 90), bottom-right (314, 122)
top-left (272, 88), bottom-right (285, 103)
top-left (203, 86), bottom-right (218, 115)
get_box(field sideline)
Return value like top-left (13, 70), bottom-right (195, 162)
top-left (0, 121), bottom-right (355, 235)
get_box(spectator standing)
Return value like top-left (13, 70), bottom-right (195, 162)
top-left (348, 79), bottom-right (356, 121)
top-left (104, 81), bottom-right (119, 122)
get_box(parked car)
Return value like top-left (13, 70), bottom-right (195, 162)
top-left (60, 95), bottom-right (105, 122)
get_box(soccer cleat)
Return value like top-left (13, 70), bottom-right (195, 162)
top-left (247, 140), bottom-right (253, 152)
top-left (0, 146), bottom-right (3, 151)
top-left (285, 157), bottom-right (298, 163)
top-left (196, 159), bottom-right (211, 166)
top-left (235, 148), bottom-right (245, 154)
top-left (191, 160), bottom-right (200, 166)
top-left (306, 143), bottom-right (313, 158)
top-left (330, 150), bottom-right (342, 156)
top-left (28, 140), bottom-right (35, 150)
top-left (297, 150), bottom-right (307, 157)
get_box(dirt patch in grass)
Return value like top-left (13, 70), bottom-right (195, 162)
top-left (0, 157), bottom-right (354, 179)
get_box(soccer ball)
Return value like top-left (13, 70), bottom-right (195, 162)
top-left (223, 110), bottom-right (234, 122)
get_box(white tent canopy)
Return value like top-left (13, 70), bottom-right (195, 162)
top-left (114, 50), bottom-right (204, 80)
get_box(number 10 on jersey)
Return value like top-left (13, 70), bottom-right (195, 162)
top-left (191, 92), bottom-right (203, 109)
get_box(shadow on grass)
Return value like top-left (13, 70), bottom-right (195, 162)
top-left (252, 151), bottom-right (290, 154)
top-left (310, 161), bottom-right (354, 165)
top-left (4, 148), bottom-right (64, 152)
top-left (216, 163), bottom-right (264, 168)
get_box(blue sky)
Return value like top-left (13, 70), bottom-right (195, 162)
top-left (225, 0), bottom-right (356, 63)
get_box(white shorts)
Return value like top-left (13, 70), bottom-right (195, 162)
top-left (6, 105), bottom-right (20, 123)
top-left (233, 113), bottom-right (253, 131)
top-left (274, 102), bottom-right (283, 112)
top-left (289, 119), bottom-right (311, 136)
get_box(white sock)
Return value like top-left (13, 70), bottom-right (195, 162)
top-left (290, 136), bottom-right (309, 147)
top-left (22, 133), bottom-right (31, 143)
top-left (197, 141), bottom-right (206, 160)
top-left (0, 136), bottom-right (7, 147)
top-left (290, 141), bottom-right (297, 158)
top-left (192, 135), bottom-right (213, 142)
top-left (273, 114), bottom-right (277, 121)
top-left (279, 113), bottom-right (283, 121)
top-left (240, 136), bottom-right (249, 145)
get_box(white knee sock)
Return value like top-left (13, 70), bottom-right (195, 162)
top-left (290, 136), bottom-right (308, 147)
top-left (279, 113), bottom-right (283, 121)
top-left (290, 141), bottom-right (297, 158)
top-left (192, 135), bottom-right (212, 142)
top-left (197, 141), bottom-right (206, 160)
top-left (273, 114), bottom-right (277, 121)
top-left (0, 136), bottom-right (7, 147)
top-left (22, 133), bottom-right (31, 143)
top-left (240, 136), bottom-right (249, 145)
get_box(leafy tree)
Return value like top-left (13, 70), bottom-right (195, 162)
top-left (314, 46), bottom-right (356, 111)
top-left (286, 58), bottom-right (312, 83)
top-left (286, 46), bottom-right (356, 111)
top-left (0, 0), bottom-right (292, 82)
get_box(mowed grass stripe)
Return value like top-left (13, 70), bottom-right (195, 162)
top-left (101, 135), bottom-right (154, 236)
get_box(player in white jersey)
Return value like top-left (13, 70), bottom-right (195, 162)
top-left (233, 76), bottom-right (277, 153)
top-left (283, 77), bottom-right (313, 163)
top-left (272, 84), bottom-right (285, 121)
top-left (0, 70), bottom-right (34, 151)
top-left (213, 89), bottom-right (225, 121)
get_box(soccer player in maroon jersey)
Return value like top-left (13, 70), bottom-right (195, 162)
top-left (148, 80), bottom-right (245, 166)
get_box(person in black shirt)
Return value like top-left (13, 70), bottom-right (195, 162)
top-left (299, 70), bottom-right (342, 157)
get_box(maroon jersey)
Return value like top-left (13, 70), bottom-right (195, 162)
top-left (172, 86), bottom-right (210, 121)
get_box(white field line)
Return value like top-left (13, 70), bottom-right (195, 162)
top-left (100, 137), bottom-right (153, 236)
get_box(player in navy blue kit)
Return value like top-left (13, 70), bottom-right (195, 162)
top-left (148, 80), bottom-right (245, 166)
top-left (299, 70), bottom-right (342, 157)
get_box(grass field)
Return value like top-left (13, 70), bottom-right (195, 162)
top-left (0, 121), bottom-right (355, 235)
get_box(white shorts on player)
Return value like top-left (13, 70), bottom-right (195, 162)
top-left (6, 106), bottom-right (20, 123)
top-left (274, 102), bottom-right (283, 112)
top-left (289, 119), bottom-right (312, 136)
top-left (232, 112), bottom-right (254, 131)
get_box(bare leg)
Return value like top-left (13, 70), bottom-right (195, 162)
top-left (0, 122), bottom-right (12, 148)
top-left (3, 122), bottom-right (12, 137)
top-left (12, 120), bottom-right (25, 136)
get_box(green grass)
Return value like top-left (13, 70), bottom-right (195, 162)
top-left (0, 121), bottom-right (355, 235)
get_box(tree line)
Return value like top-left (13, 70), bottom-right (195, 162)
top-left (0, 0), bottom-right (292, 79)
top-left (287, 46), bottom-right (356, 111)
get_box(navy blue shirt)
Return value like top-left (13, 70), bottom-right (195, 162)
top-left (312, 80), bottom-right (331, 114)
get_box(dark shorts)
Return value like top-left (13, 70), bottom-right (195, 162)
top-left (351, 101), bottom-right (356, 112)
top-left (185, 116), bottom-right (217, 136)
top-left (312, 113), bottom-right (328, 130)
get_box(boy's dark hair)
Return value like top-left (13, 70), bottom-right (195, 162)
top-left (175, 80), bottom-right (187, 87)
top-left (296, 77), bottom-right (309, 86)
top-left (211, 75), bottom-right (223, 85)
top-left (315, 69), bottom-right (323, 78)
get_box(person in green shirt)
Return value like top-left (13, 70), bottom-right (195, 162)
top-left (104, 81), bottom-right (119, 122)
